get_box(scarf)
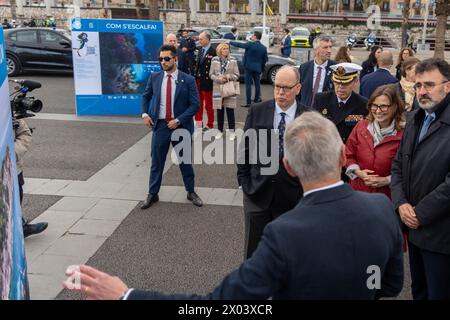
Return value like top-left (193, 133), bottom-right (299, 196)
top-left (400, 77), bottom-right (415, 112)
top-left (369, 120), bottom-right (397, 147)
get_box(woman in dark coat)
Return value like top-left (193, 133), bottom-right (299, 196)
top-left (360, 45), bottom-right (383, 80)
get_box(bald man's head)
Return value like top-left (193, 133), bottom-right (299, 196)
top-left (378, 51), bottom-right (393, 69)
top-left (165, 33), bottom-right (177, 46)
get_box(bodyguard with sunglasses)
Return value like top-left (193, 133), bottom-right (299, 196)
top-left (391, 58), bottom-right (450, 300)
top-left (141, 44), bottom-right (203, 210)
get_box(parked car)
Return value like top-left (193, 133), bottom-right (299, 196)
top-left (216, 25), bottom-right (235, 37)
top-left (290, 27), bottom-right (311, 48)
top-left (211, 39), bottom-right (300, 84)
top-left (246, 26), bottom-right (275, 46)
top-left (4, 27), bottom-right (72, 76)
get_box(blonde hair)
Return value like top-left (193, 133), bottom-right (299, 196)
top-left (216, 43), bottom-right (230, 58)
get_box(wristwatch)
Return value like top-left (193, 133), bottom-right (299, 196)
top-left (175, 118), bottom-right (180, 125)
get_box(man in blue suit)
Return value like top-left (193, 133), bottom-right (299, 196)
top-left (223, 27), bottom-right (237, 40)
top-left (140, 44), bottom-right (203, 209)
top-left (65, 112), bottom-right (404, 300)
top-left (230, 31), bottom-right (268, 108)
top-left (280, 28), bottom-right (291, 58)
top-left (360, 50), bottom-right (398, 99)
top-left (298, 35), bottom-right (336, 107)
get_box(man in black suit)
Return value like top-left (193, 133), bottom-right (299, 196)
top-left (237, 65), bottom-right (308, 259)
top-left (298, 35), bottom-right (336, 107)
top-left (391, 58), bottom-right (450, 300)
top-left (360, 51), bottom-right (398, 99)
top-left (64, 112), bottom-right (404, 300)
top-left (193, 31), bottom-right (216, 130)
top-left (312, 62), bottom-right (368, 145)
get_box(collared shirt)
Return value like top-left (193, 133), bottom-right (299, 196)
top-left (201, 45), bottom-right (211, 59)
top-left (313, 60), bottom-right (328, 93)
top-left (303, 181), bottom-right (345, 197)
top-left (273, 101), bottom-right (297, 130)
top-left (159, 69), bottom-right (178, 120)
top-left (337, 94), bottom-right (351, 105)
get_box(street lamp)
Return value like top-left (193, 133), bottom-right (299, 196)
top-left (261, 0), bottom-right (273, 48)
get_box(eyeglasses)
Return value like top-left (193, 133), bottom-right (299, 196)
top-left (370, 103), bottom-right (391, 112)
top-left (413, 80), bottom-right (448, 91)
top-left (274, 83), bottom-right (299, 93)
top-left (159, 56), bottom-right (174, 62)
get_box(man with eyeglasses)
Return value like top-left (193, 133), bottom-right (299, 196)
top-left (237, 65), bottom-right (308, 259)
top-left (312, 63), bottom-right (368, 145)
top-left (140, 44), bottom-right (203, 210)
top-left (391, 58), bottom-right (450, 300)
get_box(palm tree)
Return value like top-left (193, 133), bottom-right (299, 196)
top-left (10, 0), bottom-right (17, 20)
top-left (434, 0), bottom-right (450, 59)
top-left (401, 0), bottom-right (411, 48)
top-left (147, 0), bottom-right (160, 20)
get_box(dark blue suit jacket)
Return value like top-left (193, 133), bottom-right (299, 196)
top-left (230, 40), bottom-right (268, 74)
top-left (223, 32), bottom-right (236, 40)
top-left (128, 184), bottom-right (404, 300)
top-left (141, 70), bottom-right (199, 134)
top-left (281, 35), bottom-right (291, 57)
top-left (360, 68), bottom-right (398, 99)
top-left (298, 59), bottom-right (336, 107)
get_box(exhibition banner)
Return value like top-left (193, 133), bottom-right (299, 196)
top-left (71, 18), bottom-right (163, 115)
top-left (0, 27), bottom-right (29, 300)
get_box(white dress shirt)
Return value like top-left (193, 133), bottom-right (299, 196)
top-left (313, 60), bottom-right (328, 93)
top-left (273, 101), bottom-right (297, 130)
top-left (303, 181), bottom-right (344, 197)
top-left (158, 70), bottom-right (178, 120)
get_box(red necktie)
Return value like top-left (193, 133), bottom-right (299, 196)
top-left (166, 74), bottom-right (172, 122)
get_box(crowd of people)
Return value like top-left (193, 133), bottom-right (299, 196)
top-left (59, 29), bottom-right (450, 301)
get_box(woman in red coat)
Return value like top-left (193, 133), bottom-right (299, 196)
top-left (345, 84), bottom-right (405, 199)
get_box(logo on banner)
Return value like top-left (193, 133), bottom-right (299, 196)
top-left (72, 19), bottom-right (82, 30)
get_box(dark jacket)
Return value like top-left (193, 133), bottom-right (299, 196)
top-left (360, 60), bottom-right (376, 80)
top-left (178, 36), bottom-right (196, 73)
top-left (312, 91), bottom-right (369, 144)
top-left (360, 68), bottom-right (398, 99)
top-left (223, 32), bottom-right (236, 40)
top-left (391, 94), bottom-right (450, 255)
top-left (127, 184), bottom-right (404, 300)
top-left (141, 70), bottom-right (199, 134)
top-left (298, 59), bottom-right (336, 107)
top-left (281, 35), bottom-right (291, 57)
top-left (193, 45), bottom-right (216, 91)
top-left (230, 40), bottom-right (268, 74)
top-left (237, 99), bottom-right (308, 212)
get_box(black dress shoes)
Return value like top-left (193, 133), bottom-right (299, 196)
top-left (141, 193), bottom-right (159, 210)
top-left (187, 192), bottom-right (203, 207)
top-left (253, 98), bottom-right (262, 103)
top-left (23, 222), bottom-right (48, 238)
top-left (241, 104), bottom-right (250, 108)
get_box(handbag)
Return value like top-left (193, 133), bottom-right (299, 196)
top-left (221, 80), bottom-right (237, 98)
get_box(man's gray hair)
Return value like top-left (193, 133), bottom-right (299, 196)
top-left (313, 35), bottom-right (333, 49)
top-left (284, 112), bottom-right (343, 184)
top-left (276, 65), bottom-right (301, 83)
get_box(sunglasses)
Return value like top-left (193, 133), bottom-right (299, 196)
top-left (159, 56), bottom-right (174, 62)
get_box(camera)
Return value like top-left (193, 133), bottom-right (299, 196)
top-left (10, 79), bottom-right (43, 122)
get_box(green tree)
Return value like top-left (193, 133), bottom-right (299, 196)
top-left (401, 0), bottom-right (411, 47)
top-left (434, 0), bottom-right (450, 59)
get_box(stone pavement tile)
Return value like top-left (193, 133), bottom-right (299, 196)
top-left (68, 219), bottom-right (121, 237)
top-left (158, 185), bottom-right (183, 202)
top-left (23, 178), bottom-right (51, 193)
top-left (83, 199), bottom-right (138, 221)
top-left (44, 234), bottom-right (107, 259)
top-left (29, 274), bottom-right (67, 300)
top-left (54, 181), bottom-right (98, 197)
top-left (26, 210), bottom-right (86, 263)
top-left (171, 187), bottom-right (192, 204)
top-left (48, 196), bottom-right (100, 213)
top-left (113, 183), bottom-right (148, 201)
top-left (89, 182), bottom-right (125, 198)
top-left (206, 188), bottom-right (237, 206)
top-left (28, 254), bottom-right (84, 277)
top-left (231, 189), bottom-right (243, 207)
top-left (31, 179), bottom-right (73, 195)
